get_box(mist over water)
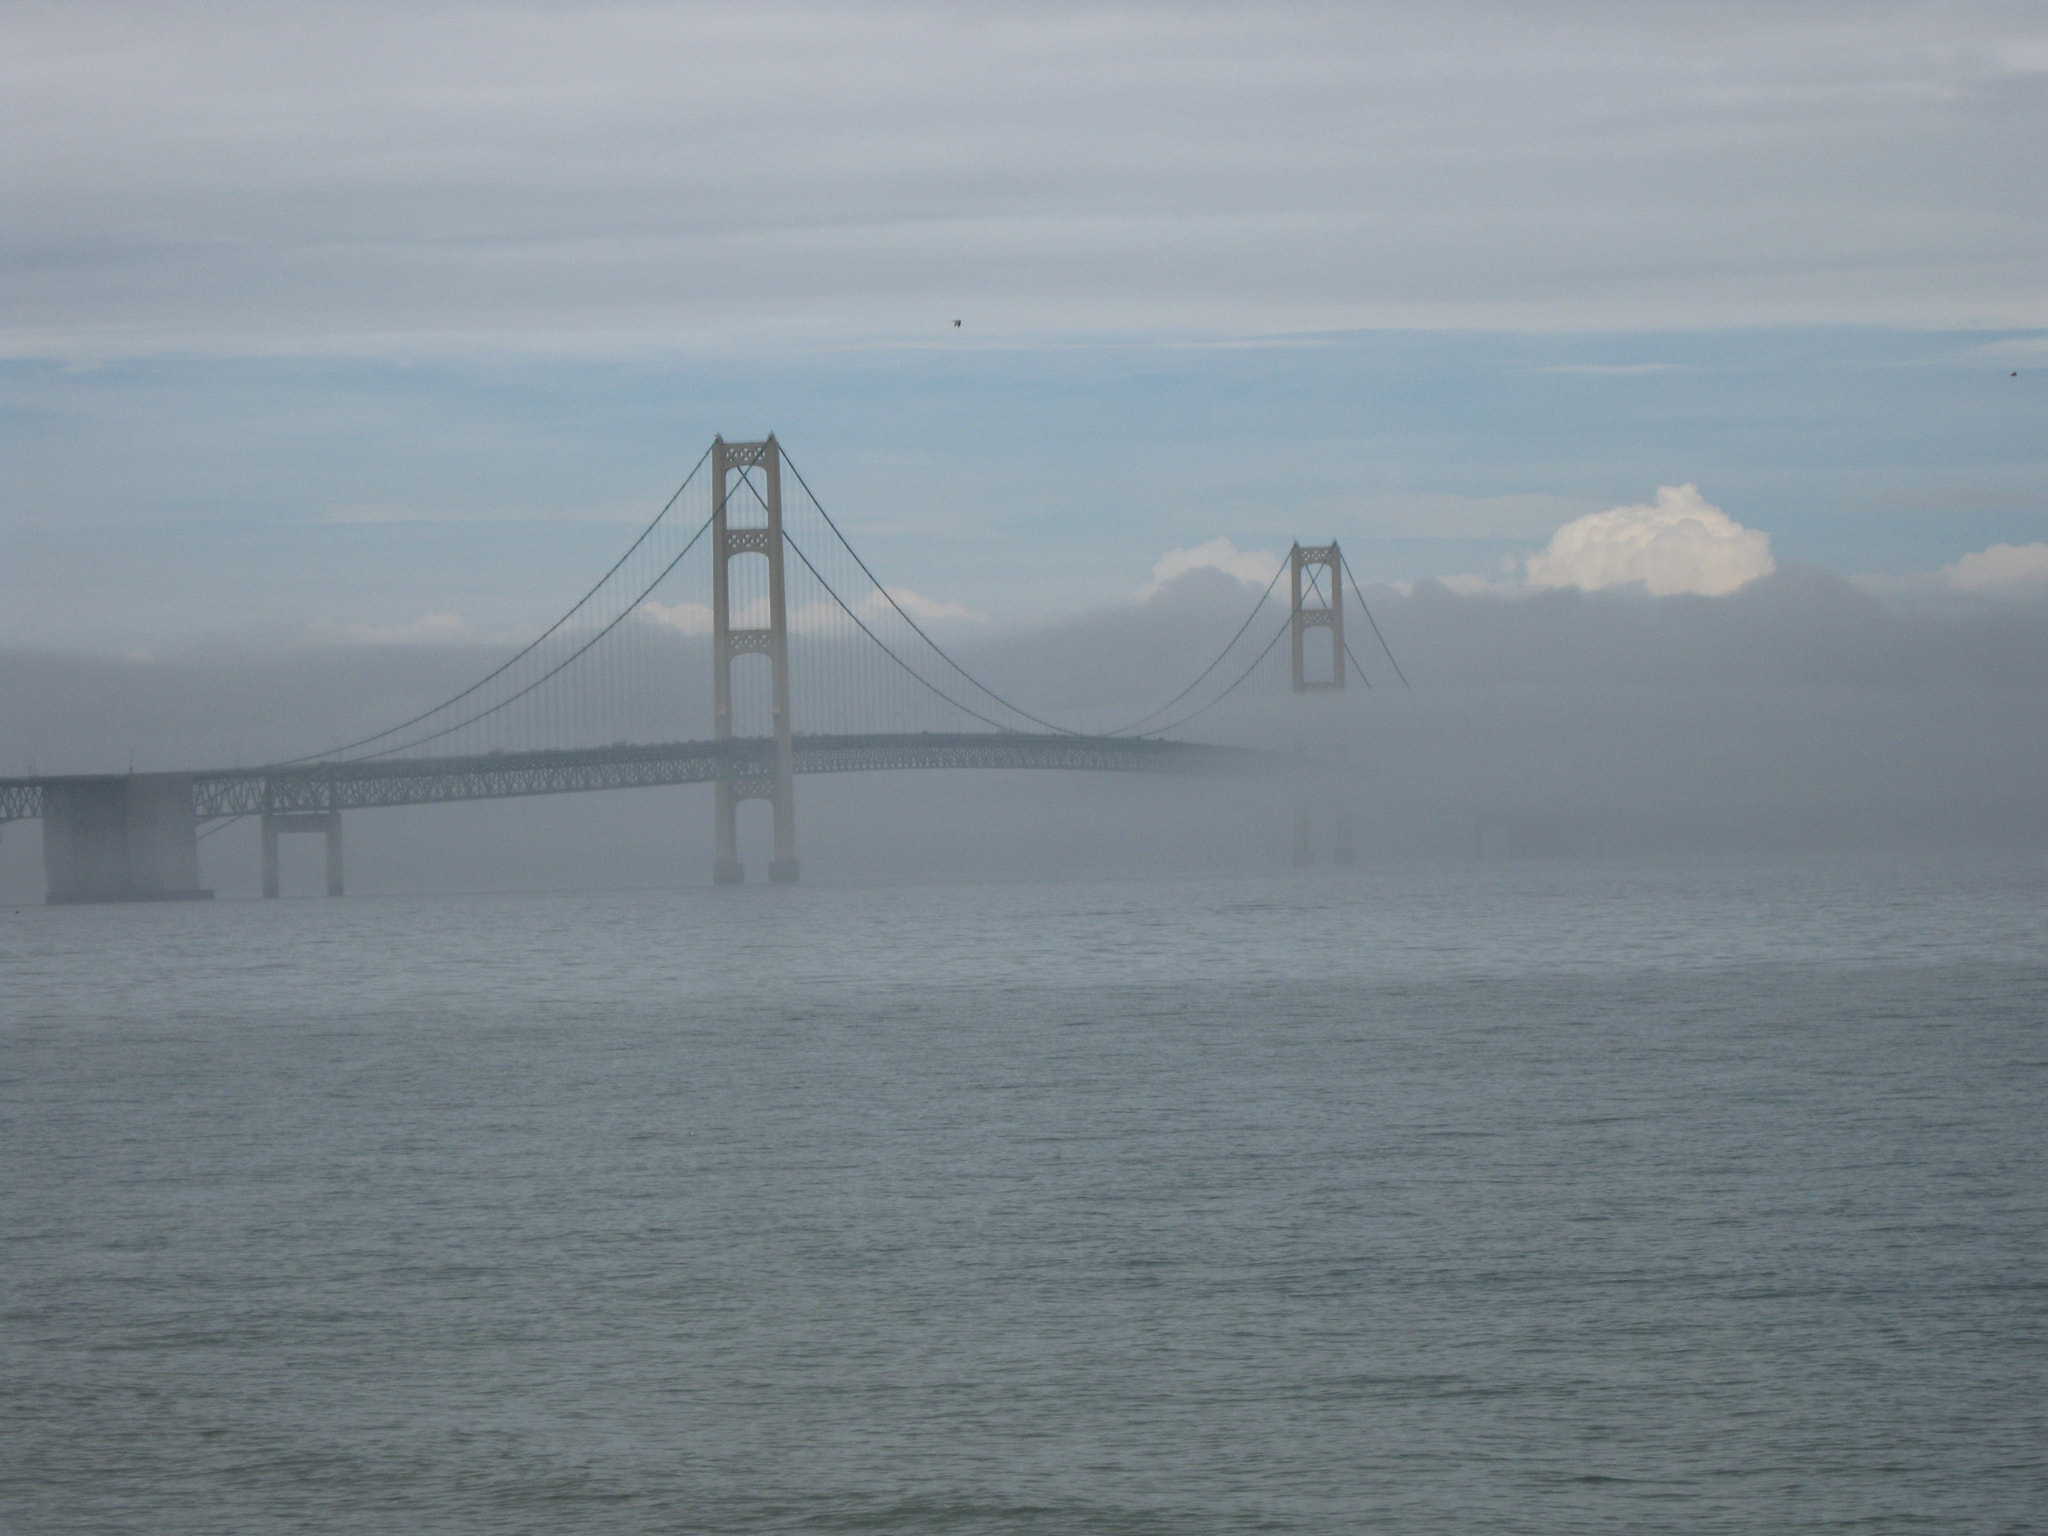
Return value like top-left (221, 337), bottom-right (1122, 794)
top-left (4, 564), bottom-right (2045, 904)
top-left (4, 856), bottom-right (2043, 1533)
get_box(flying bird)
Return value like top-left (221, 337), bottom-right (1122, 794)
top-left (953, 319), bottom-right (962, 328)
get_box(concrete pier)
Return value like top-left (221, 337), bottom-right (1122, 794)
top-left (41, 774), bottom-right (213, 904)
top-left (261, 811), bottom-right (343, 897)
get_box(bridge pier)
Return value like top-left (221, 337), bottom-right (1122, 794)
top-left (712, 782), bottom-right (744, 884)
top-left (1291, 806), bottom-right (1355, 867)
top-left (40, 774), bottom-right (213, 904)
top-left (261, 811), bottom-right (342, 897)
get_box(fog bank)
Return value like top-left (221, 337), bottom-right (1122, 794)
top-left (4, 570), bottom-right (2042, 898)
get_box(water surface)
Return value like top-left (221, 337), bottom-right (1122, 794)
top-left (4, 856), bottom-right (2043, 1532)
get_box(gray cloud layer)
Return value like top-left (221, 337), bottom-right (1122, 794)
top-left (8, 0), bottom-right (2046, 354)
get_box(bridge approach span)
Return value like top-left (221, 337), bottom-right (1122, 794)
top-left (0, 733), bottom-right (1289, 826)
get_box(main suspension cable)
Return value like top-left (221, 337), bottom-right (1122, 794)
top-left (282, 444), bottom-right (716, 765)
top-left (1102, 554), bottom-right (1290, 736)
top-left (1339, 633), bottom-right (1377, 689)
top-left (780, 530), bottom-right (1023, 734)
top-left (1339, 549), bottom-right (1410, 689)
top-left (776, 450), bottom-right (1081, 735)
top-left (781, 452), bottom-right (1312, 740)
top-left (341, 501), bottom-right (720, 761)
top-left (1130, 609), bottom-right (1295, 739)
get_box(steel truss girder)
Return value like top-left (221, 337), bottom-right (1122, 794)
top-left (0, 734), bottom-right (1282, 826)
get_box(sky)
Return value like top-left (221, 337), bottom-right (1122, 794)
top-left (4, 0), bottom-right (2046, 654)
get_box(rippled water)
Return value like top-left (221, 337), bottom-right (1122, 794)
top-left (4, 856), bottom-right (2044, 1533)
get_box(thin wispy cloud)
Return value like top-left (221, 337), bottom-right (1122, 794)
top-left (1942, 541), bottom-right (2048, 592)
top-left (1859, 540), bottom-right (2048, 598)
top-left (6, 0), bottom-right (2045, 358)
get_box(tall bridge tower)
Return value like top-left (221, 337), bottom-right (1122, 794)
top-left (1290, 541), bottom-right (1354, 867)
top-left (710, 436), bottom-right (798, 884)
top-left (1290, 542), bottom-right (1346, 695)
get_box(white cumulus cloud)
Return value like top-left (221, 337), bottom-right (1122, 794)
top-left (859, 586), bottom-right (987, 624)
top-left (1139, 538), bottom-right (1282, 598)
top-left (1525, 485), bottom-right (1774, 597)
top-left (1938, 541), bottom-right (2048, 593)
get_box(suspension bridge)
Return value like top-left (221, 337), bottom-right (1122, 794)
top-left (3, 436), bottom-right (1404, 902)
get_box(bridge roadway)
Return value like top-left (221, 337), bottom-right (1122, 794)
top-left (0, 732), bottom-right (1286, 824)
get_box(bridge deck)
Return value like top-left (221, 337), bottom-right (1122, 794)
top-left (0, 733), bottom-right (1287, 823)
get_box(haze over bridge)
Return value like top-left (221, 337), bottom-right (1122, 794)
top-left (5, 437), bottom-right (1402, 902)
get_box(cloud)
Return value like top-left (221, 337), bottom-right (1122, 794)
top-left (1436, 570), bottom-right (1518, 598)
top-left (1140, 539), bottom-right (1283, 598)
top-left (9, 0), bottom-right (2043, 360)
top-left (1938, 541), bottom-right (2048, 593)
top-left (859, 586), bottom-right (987, 625)
top-left (1854, 540), bottom-right (2048, 599)
top-left (641, 600), bottom-right (713, 635)
top-left (1525, 486), bottom-right (1775, 597)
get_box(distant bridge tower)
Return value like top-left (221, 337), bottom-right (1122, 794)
top-left (710, 435), bottom-right (798, 884)
top-left (1289, 541), bottom-right (1354, 867)
top-left (1290, 542), bottom-right (1346, 695)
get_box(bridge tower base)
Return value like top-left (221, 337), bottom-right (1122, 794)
top-left (1291, 806), bottom-right (1355, 868)
top-left (41, 774), bottom-right (213, 904)
top-left (262, 811), bottom-right (343, 898)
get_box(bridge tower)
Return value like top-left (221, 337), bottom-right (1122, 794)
top-left (710, 436), bottom-right (799, 884)
top-left (1290, 541), bottom-right (1354, 867)
top-left (1290, 542), bottom-right (1346, 695)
